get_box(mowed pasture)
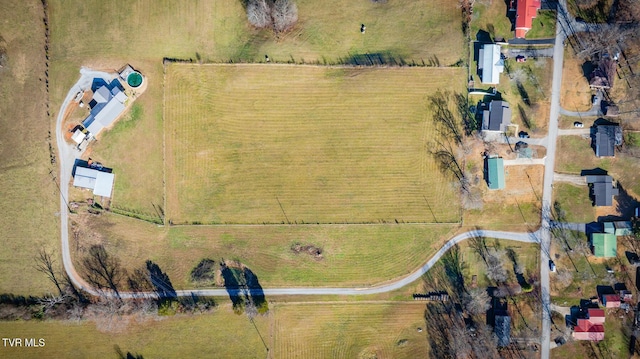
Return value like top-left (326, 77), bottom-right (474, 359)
top-left (0, 0), bottom-right (61, 294)
top-left (165, 64), bottom-right (464, 224)
top-left (76, 212), bottom-right (457, 288)
top-left (0, 302), bottom-right (428, 358)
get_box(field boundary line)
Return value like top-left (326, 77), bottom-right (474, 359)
top-left (162, 59), bottom-right (167, 226)
top-left (167, 221), bottom-right (461, 227)
top-left (163, 60), bottom-right (467, 70)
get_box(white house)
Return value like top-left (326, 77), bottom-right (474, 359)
top-left (82, 83), bottom-right (128, 137)
top-left (479, 44), bottom-right (504, 84)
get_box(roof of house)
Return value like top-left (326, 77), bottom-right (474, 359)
top-left (483, 101), bottom-right (512, 132)
top-left (584, 175), bottom-right (618, 206)
top-left (595, 124), bottom-right (622, 157)
top-left (93, 85), bottom-right (111, 103)
top-left (604, 222), bottom-right (615, 234)
top-left (590, 57), bottom-right (616, 88)
top-left (603, 294), bottom-right (621, 303)
top-left (515, 0), bottom-right (541, 38)
top-left (487, 157), bottom-right (506, 190)
top-left (480, 44), bottom-right (504, 84)
top-left (592, 233), bottom-right (617, 257)
top-left (72, 166), bottom-right (115, 198)
top-left (494, 315), bottom-right (511, 347)
top-left (573, 318), bottom-right (605, 341)
top-left (587, 308), bottom-right (606, 324)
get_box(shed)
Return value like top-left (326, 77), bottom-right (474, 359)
top-left (479, 44), bottom-right (504, 84)
top-left (592, 233), bottom-right (617, 258)
top-left (71, 129), bottom-right (86, 145)
top-left (487, 157), bottom-right (506, 190)
top-left (613, 221), bottom-right (632, 236)
top-left (72, 166), bottom-right (115, 198)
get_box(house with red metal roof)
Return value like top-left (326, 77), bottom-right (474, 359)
top-left (515, 0), bottom-right (542, 38)
top-left (572, 318), bottom-right (605, 341)
top-left (602, 294), bottom-right (621, 308)
top-left (587, 308), bottom-right (605, 324)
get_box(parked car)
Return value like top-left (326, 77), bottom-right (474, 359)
top-left (574, 122), bottom-right (584, 128)
top-left (549, 260), bottom-right (556, 273)
top-left (518, 131), bottom-right (529, 138)
top-left (516, 55), bottom-right (527, 62)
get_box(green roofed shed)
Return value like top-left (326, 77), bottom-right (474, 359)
top-left (487, 157), bottom-right (505, 190)
top-left (592, 233), bottom-right (617, 258)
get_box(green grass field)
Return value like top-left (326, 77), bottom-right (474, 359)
top-left (553, 183), bottom-right (596, 223)
top-left (525, 10), bottom-right (557, 39)
top-left (0, 0), bottom-right (61, 295)
top-left (0, 302), bottom-right (429, 358)
top-left (165, 64), bottom-right (464, 224)
top-left (74, 212), bottom-right (457, 288)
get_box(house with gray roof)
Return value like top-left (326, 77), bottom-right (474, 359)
top-left (495, 315), bottom-right (511, 347)
top-left (83, 81), bottom-right (128, 138)
top-left (594, 123), bottom-right (622, 157)
top-left (584, 174), bottom-right (618, 206)
top-left (482, 100), bottom-right (511, 132)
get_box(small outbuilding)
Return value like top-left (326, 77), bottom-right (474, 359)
top-left (73, 166), bottom-right (115, 198)
top-left (592, 233), bottom-right (617, 258)
top-left (602, 294), bottom-right (621, 308)
top-left (486, 156), bottom-right (506, 190)
top-left (71, 129), bottom-right (86, 145)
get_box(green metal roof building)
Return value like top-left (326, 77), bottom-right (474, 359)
top-left (592, 233), bottom-right (617, 258)
top-left (487, 157), bottom-right (505, 190)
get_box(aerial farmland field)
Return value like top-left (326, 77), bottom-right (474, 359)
top-left (165, 64), bottom-right (465, 224)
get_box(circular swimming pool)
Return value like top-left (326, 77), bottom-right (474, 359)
top-left (127, 71), bottom-right (143, 88)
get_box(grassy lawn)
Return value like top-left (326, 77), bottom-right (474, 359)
top-left (525, 10), bottom-right (557, 39)
top-left (165, 64), bottom-right (464, 224)
top-left (0, 302), bottom-right (429, 358)
top-left (555, 135), bottom-right (640, 199)
top-left (469, 0), bottom-right (513, 40)
top-left (0, 0), bottom-right (61, 295)
top-left (560, 47), bottom-right (593, 112)
top-left (463, 202), bottom-right (541, 231)
top-left (72, 212), bottom-right (458, 289)
top-left (461, 239), bottom-right (540, 289)
top-left (272, 302), bottom-right (429, 358)
top-left (553, 183), bottom-right (596, 223)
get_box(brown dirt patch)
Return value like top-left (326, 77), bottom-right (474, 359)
top-left (560, 48), bottom-right (593, 112)
top-left (290, 243), bottom-right (323, 260)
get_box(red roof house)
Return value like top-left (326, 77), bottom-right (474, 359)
top-left (587, 308), bottom-right (605, 324)
top-left (602, 294), bottom-right (621, 308)
top-left (515, 0), bottom-right (542, 38)
top-left (572, 318), bottom-right (605, 341)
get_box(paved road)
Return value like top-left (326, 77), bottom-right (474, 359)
top-left (507, 47), bottom-right (555, 59)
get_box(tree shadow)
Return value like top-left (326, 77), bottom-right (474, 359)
top-left (516, 82), bottom-right (531, 107)
top-left (145, 260), bottom-right (176, 299)
top-left (115, 345), bottom-right (144, 359)
top-left (582, 61), bottom-right (595, 81)
top-left (220, 262), bottom-right (268, 314)
top-left (518, 104), bottom-right (532, 129)
top-left (441, 245), bottom-right (466, 298)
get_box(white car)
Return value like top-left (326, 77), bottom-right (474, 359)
top-left (574, 122), bottom-right (584, 128)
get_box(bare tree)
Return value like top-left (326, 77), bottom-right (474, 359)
top-left (246, 0), bottom-right (298, 33)
top-left (34, 248), bottom-right (64, 296)
top-left (272, 0), bottom-right (298, 32)
top-left (486, 248), bottom-right (508, 284)
top-left (247, 0), bottom-right (271, 29)
top-left (430, 91), bottom-right (463, 145)
top-left (463, 288), bottom-right (491, 316)
top-left (81, 245), bottom-right (125, 300)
